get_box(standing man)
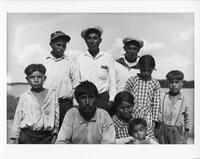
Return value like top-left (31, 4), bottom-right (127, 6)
top-left (76, 26), bottom-right (117, 114)
top-left (116, 37), bottom-right (144, 75)
top-left (43, 31), bottom-right (78, 128)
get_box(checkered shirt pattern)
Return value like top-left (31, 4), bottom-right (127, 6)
top-left (112, 115), bottom-right (130, 139)
top-left (124, 75), bottom-right (161, 139)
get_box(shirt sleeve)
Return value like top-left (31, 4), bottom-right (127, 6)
top-left (69, 60), bottom-right (79, 93)
top-left (182, 97), bottom-right (192, 131)
top-left (55, 109), bottom-right (73, 144)
top-left (53, 96), bottom-right (59, 135)
top-left (108, 55), bottom-right (117, 101)
top-left (10, 95), bottom-right (24, 139)
top-left (152, 81), bottom-right (161, 122)
top-left (124, 77), bottom-right (134, 92)
top-left (101, 112), bottom-right (116, 144)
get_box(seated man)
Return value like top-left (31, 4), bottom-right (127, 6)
top-left (56, 81), bottom-right (116, 144)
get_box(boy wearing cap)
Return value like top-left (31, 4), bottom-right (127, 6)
top-left (116, 37), bottom-right (143, 75)
top-left (157, 70), bottom-right (191, 144)
top-left (42, 31), bottom-right (79, 128)
top-left (124, 54), bottom-right (161, 140)
top-left (76, 26), bottom-right (116, 114)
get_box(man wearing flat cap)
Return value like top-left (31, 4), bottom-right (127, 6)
top-left (42, 31), bottom-right (79, 129)
top-left (76, 26), bottom-right (117, 114)
top-left (116, 36), bottom-right (143, 75)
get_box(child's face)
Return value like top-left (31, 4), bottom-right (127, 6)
top-left (168, 79), bottom-right (183, 94)
top-left (116, 101), bottom-right (133, 122)
top-left (26, 71), bottom-right (46, 90)
top-left (139, 68), bottom-right (153, 81)
top-left (132, 124), bottom-right (146, 141)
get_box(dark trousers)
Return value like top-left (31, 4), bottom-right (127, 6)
top-left (18, 128), bottom-right (53, 144)
top-left (59, 97), bottom-right (73, 129)
top-left (95, 91), bottom-right (110, 113)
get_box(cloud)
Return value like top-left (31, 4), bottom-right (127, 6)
top-left (142, 41), bottom-right (165, 51)
top-left (175, 27), bottom-right (194, 44)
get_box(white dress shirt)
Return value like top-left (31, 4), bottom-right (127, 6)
top-left (42, 55), bottom-right (79, 98)
top-left (10, 89), bottom-right (59, 139)
top-left (76, 50), bottom-right (117, 101)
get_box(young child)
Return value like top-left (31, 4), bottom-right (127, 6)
top-left (157, 70), bottom-right (191, 144)
top-left (125, 54), bottom-right (161, 140)
top-left (10, 64), bottom-right (59, 144)
top-left (127, 118), bottom-right (158, 144)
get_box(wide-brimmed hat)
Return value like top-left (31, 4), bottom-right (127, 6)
top-left (133, 54), bottom-right (156, 70)
top-left (81, 26), bottom-right (103, 39)
top-left (50, 31), bottom-right (71, 42)
top-left (123, 37), bottom-right (144, 48)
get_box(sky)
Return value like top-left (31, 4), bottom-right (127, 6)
top-left (7, 13), bottom-right (194, 82)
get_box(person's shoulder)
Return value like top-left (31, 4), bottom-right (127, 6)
top-left (96, 108), bottom-right (111, 119)
top-left (150, 77), bottom-right (161, 87)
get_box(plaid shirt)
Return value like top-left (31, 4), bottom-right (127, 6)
top-left (112, 115), bottom-right (130, 139)
top-left (125, 75), bottom-right (161, 121)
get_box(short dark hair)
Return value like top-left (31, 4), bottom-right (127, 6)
top-left (74, 81), bottom-right (98, 101)
top-left (128, 118), bottom-right (147, 136)
top-left (166, 70), bottom-right (184, 81)
top-left (24, 64), bottom-right (46, 76)
top-left (112, 91), bottom-right (134, 115)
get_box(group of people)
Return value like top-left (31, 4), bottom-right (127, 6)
top-left (9, 26), bottom-right (191, 144)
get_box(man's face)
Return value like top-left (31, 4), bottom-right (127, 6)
top-left (124, 44), bottom-right (140, 63)
top-left (132, 124), bottom-right (146, 141)
top-left (26, 71), bottom-right (46, 90)
top-left (139, 68), bottom-right (153, 81)
top-left (85, 33), bottom-right (102, 51)
top-left (116, 101), bottom-right (133, 122)
top-left (50, 38), bottom-right (67, 58)
top-left (78, 93), bottom-right (97, 121)
top-left (168, 79), bottom-right (183, 94)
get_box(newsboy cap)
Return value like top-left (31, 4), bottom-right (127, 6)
top-left (123, 37), bottom-right (144, 48)
top-left (133, 54), bottom-right (156, 70)
top-left (50, 31), bottom-right (71, 42)
top-left (81, 26), bottom-right (103, 39)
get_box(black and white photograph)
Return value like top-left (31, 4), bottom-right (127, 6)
top-left (1, 0), bottom-right (200, 159)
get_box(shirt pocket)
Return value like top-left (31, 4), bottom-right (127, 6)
top-left (98, 66), bottom-right (108, 80)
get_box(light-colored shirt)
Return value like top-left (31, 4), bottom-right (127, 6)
top-left (10, 89), bottom-right (59, 139)
top-left (159, 92), bottom-right (191, 130)
top-left (76, 50), bottom-right (116, 101)
top-left (56, 108), bottom-right (116, 144)
top-left (115, 61), bottom-right (132, 93)
top-left (42, 55), bottom-right (79, 98)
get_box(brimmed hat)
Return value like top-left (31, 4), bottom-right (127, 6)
top-left (50, 31), bottom-right (71, 42)
top-left (133, 54), bottom-right (156, 70)
top-left (123, 37), bottom-right (144, 48)
top-left (166, 70), bottom-right (184, 81)
top-left (81, 26), bottom-right (103, 39)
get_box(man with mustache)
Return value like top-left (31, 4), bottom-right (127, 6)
top-left (56, 81), bottom-right (115, 144)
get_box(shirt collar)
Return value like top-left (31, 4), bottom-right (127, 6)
top-left (166, 91), bottom-right (183, 100)
top-left (78, 109), bottom-right (97, 124)
top-left (122, 55), bottom-right (139, 68)
top-left (46, 53), bottom-right (69, 62)
top-left (113, 115), bottom-right (128, 128)
top-left (84, 50), bottom-right (104, 59)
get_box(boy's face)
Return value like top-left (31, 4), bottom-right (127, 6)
top-left (116, 101), bottom-right (133, 122)
top-left (50, 38), bottom-right (67, 59)
top-left (168, 79), bottom-right (184, 94)
top-left (26, 71), bottom-right (46, 90)
top-left (132, 124), bottom-right (146, 141)
top-left (85, 33), bottom-right (102, 51)
top-left (124, 44), bottom-right (140, 63)
top-left (78, 93), bottom-right (97, 121)
top-left (139, 68), bottom-right (153, 81)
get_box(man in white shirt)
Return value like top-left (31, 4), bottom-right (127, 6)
top-left (116, 37), bottom-right (144, 76)
top-left (76, 26), bottom-right (117, 114)
top-left (43, 31), bottom-right (79, 128)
